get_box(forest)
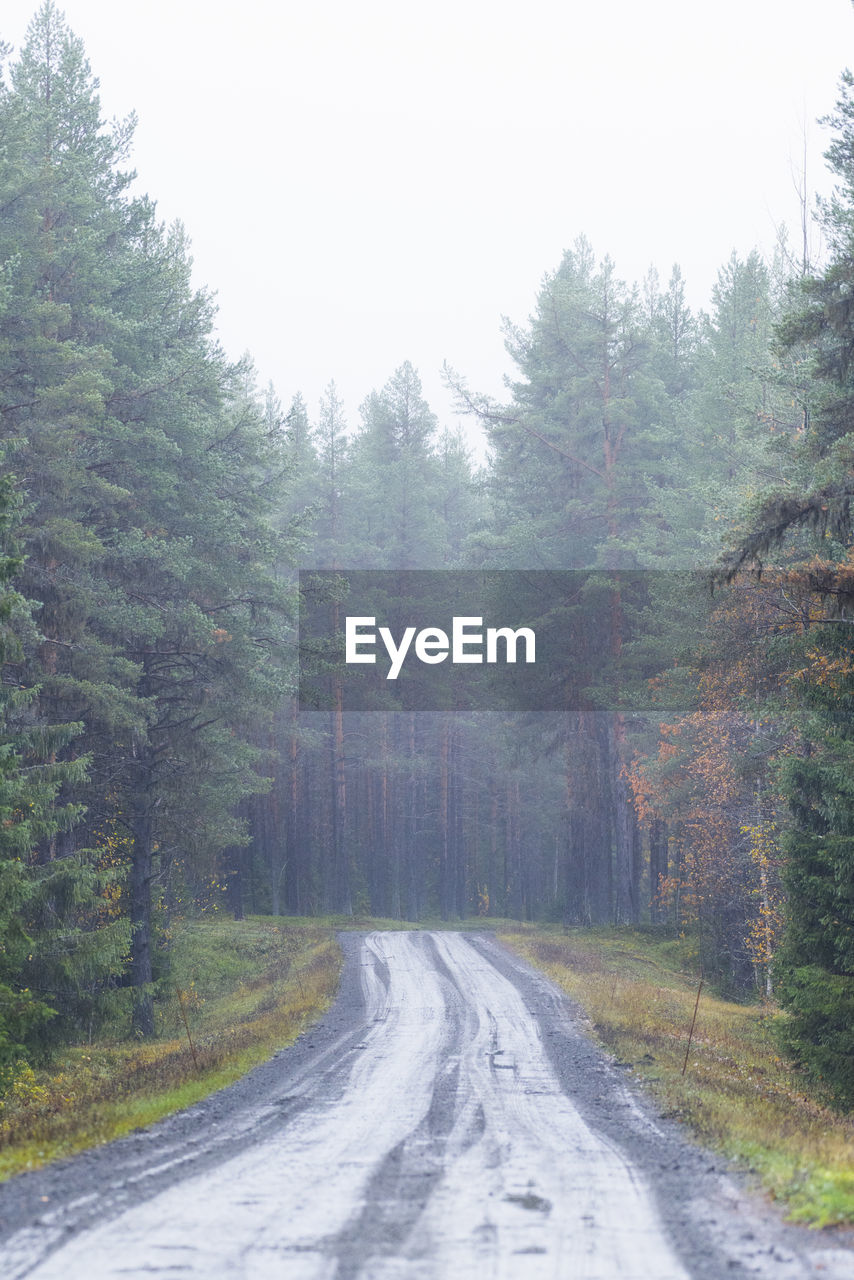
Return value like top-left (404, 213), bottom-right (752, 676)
top-left (2, 2), bottom-right (854, 1109)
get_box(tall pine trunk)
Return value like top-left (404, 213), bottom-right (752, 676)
top-left (130, 793), bottom-right (155, 1038)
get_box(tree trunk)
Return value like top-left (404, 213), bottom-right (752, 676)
top-left (649, 817), bottom-right (668, 923)
top-left (439, 718), bottom-right (450, 920)
top-left (284, 707), bottom-right (301, 913)
top-left (130, 800), bottom-right (155, 1038)
top-left (406, 712), bottom-right (419, 920)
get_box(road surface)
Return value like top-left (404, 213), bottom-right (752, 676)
top-left (0, 931), bottom-right (851, 1278)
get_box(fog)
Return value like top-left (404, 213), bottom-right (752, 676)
top-left (4, 0), bottom-right (852, 449)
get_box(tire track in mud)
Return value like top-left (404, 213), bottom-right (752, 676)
top-left (394, 933), bottom-right (690, 1280)
top-left (330, 933), bottom-right (484, 1279)
top-left (0, 931), bottom-right (852, 1280)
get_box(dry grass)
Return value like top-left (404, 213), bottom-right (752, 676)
top-left (0, 917), bottom-right (341, 1180)
top-left (501, 926), bottom-right (854, 1228)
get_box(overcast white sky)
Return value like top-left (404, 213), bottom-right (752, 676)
top-left (4, 1), bottom-right (854, 453)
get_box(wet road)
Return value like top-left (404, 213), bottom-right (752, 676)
top-left (2, 931), bottom-right (852, 1279)
top-left (10, 933), bottom-right (687, 1278)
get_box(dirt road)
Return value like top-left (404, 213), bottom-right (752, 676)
top-left (0, 931), bottom-right (851, 1278)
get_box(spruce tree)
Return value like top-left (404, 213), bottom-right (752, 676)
top-left (0, 473), bottom-right (128, 1076)
top-left (720, 66), bottom-right (854, 1099)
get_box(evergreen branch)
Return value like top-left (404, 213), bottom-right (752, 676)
top-left (443, 364), bottom-right (607, 480)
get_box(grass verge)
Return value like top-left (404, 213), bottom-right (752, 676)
top-left (0, 915), bottom-right (341, 1182)
top-left (500, 925), bottom-right (854, 1229)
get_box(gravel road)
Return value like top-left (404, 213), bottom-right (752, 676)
top-left (0, 930), bottom-right (851, 1278)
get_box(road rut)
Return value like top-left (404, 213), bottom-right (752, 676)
top-left (0, 931), bottom-right (851, 1278)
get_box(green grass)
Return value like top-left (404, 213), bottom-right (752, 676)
top-left (0, 915), bottom-right (341, 1181)
top-left (500, 925), bottom-right (854, 1228)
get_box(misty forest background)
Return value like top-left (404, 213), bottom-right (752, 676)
top-left (3, 3), bottom-right (854, 1106)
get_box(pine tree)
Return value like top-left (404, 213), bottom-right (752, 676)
top-left (473, 238), bottom-right (667, 570)
top-left (0, 5), bottom-right (293, 1034)
top-left (348, 361), bottom-right (442, 568)
top-left (311, 380), bottom-right (350, 568)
